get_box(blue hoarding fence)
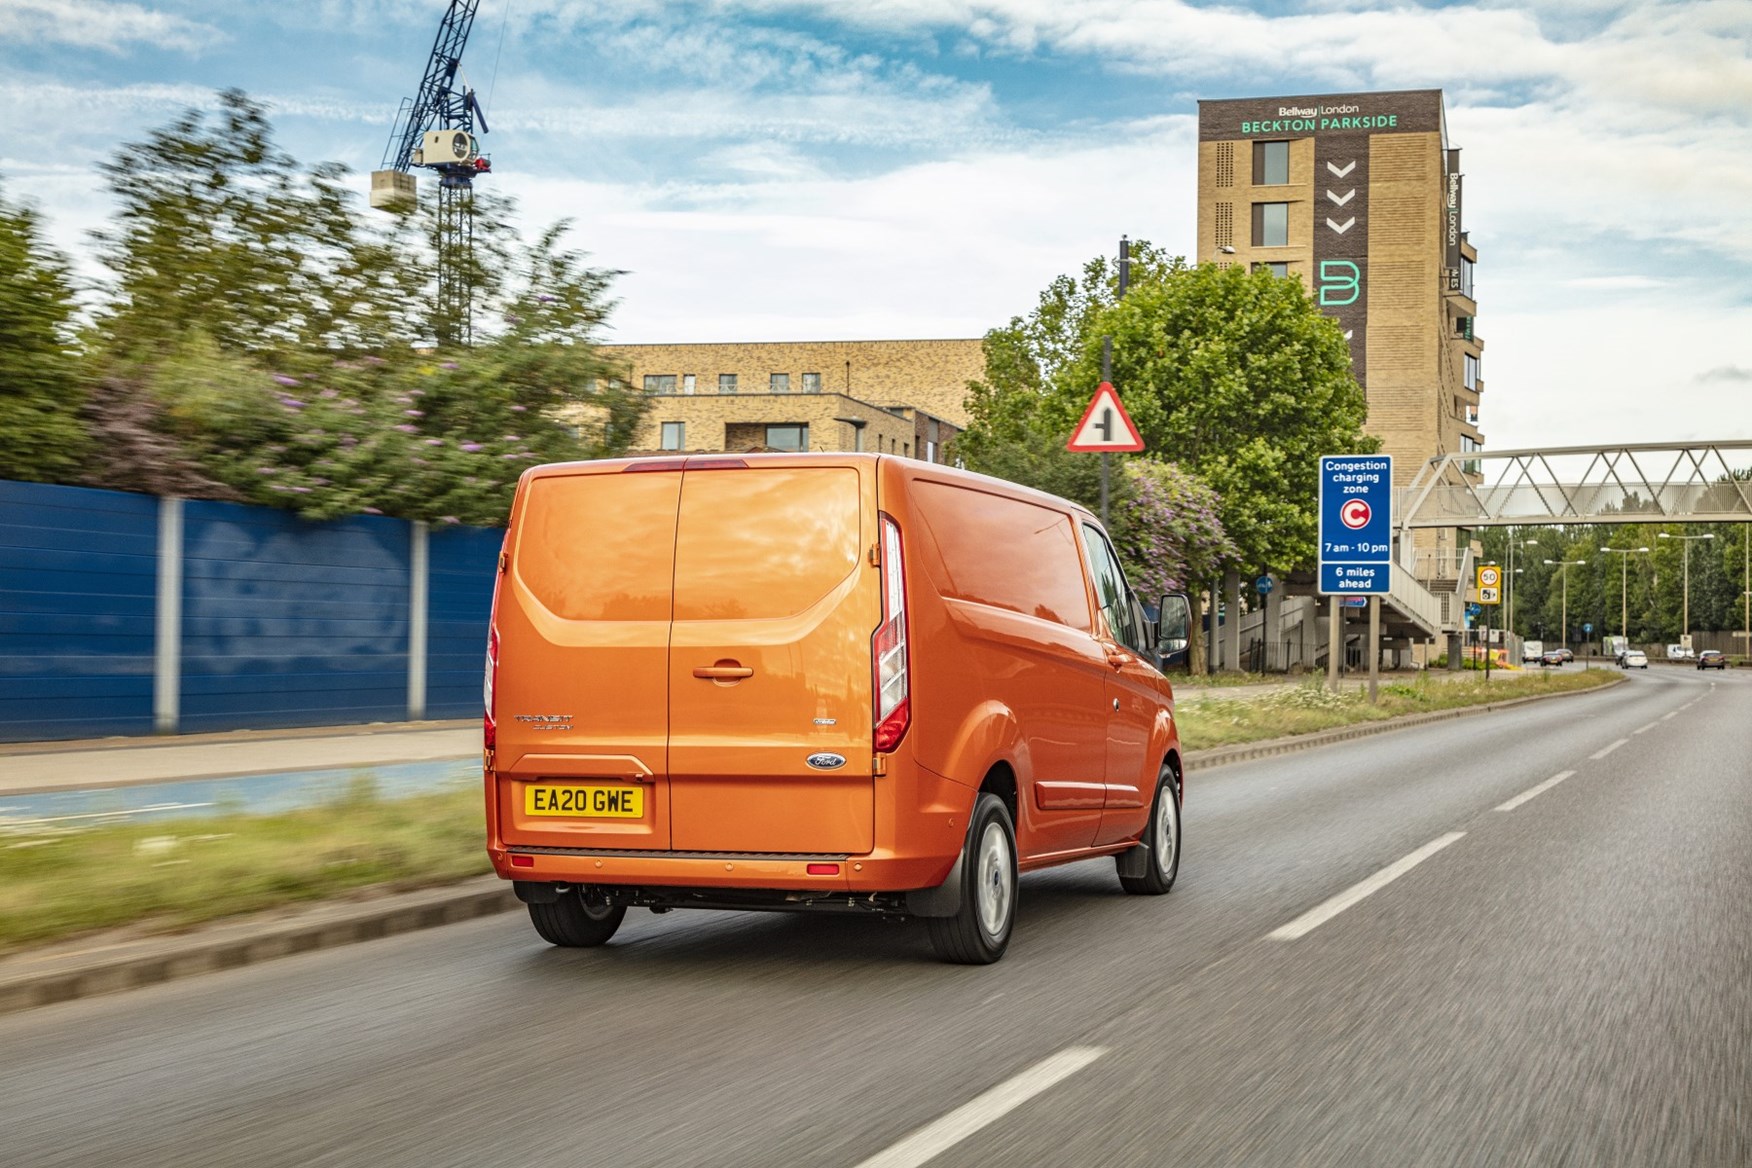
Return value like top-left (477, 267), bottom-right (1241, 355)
top-left (1318, 455), bottom-right (1393, 595)
top-left (0, 480), bottom-right (501, 742)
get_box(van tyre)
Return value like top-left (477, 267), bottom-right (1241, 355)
top-left (528, 887), bottom-right (627, 947)
top-left (927, 794), bottom-right (1017, 965)
top-left (1119, 767), bottom-right (1180, 896)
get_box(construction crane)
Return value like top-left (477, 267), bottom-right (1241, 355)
top-left (370, 0), bottom-right (492, 346)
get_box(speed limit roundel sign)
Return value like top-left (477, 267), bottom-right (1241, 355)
top-left (1479, 566), bottom-right (1501, 587)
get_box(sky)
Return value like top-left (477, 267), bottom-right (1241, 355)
top-left (2, 0), bottom-right (1749, 450)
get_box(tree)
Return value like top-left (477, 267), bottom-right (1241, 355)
top-left (959, 241), bottom-right (1183, 515)
top-left (0, 183), bottom-right (88, 482)
top-left (69, 90), bottom-right (647, 523)
top-left (1060, 262), bottom-right (1376, 576)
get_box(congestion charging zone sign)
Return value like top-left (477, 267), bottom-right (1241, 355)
top-left (1319, 455), bottom-right (1393, 595)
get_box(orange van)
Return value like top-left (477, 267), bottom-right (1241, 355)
top-left (483, 453), bottom-right (1189, 963)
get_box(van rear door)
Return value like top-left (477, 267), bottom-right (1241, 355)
top-left (496, 464), bottom-right (681, 850)
top-left (666, 462), bottom-right (877, 854)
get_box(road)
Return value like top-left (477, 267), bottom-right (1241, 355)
top-left (3, 666), bottom-right (1748, 1167)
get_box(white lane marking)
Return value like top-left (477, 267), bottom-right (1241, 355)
top-left (1268, 833), bottom-right (1467, 941)
top-left (1590, 738), bottom-right (1629, 760)
top-left (1662, 710), bottom-right (1679, 721)
top-left (1632, 722), bottom-right (1658, 735)
top-left (1496, 771), bottom-right (1576, 812)
top-left (852, 1047), bottom-right (1107, 1168)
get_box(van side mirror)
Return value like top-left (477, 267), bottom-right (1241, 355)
top-left (1155, 592), bottom-right (1191, 670)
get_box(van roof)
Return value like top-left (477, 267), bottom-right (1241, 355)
top-left (519, 453), bottom-right (1100, 524)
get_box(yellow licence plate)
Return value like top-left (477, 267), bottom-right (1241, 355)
top-left (524, 784), bottom-right (645, 819)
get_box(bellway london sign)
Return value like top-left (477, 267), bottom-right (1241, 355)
top-left (1319, 455), bottom-right (1393, 595)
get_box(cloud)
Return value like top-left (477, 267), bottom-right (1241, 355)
top-left (1561, 275), bottom-right (1670, 290)
top-left (1696, 365), bottom-right (1752, 384)
top-left (1, 0), bottom-right (223, 54)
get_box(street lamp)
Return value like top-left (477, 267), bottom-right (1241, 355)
top-left (1598, 546), bottom-right (1651, 643)
top-left (1656, 532), bottom-right (1714, 649)
top-left (1544, 558), bottom-right (1587, 655)
top-left (1507, 536), bottom-right (1538, 640)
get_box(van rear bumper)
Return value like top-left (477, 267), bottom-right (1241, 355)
top-left (487, 845), bottom-right (954, 895)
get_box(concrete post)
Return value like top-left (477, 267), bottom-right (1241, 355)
top-left (153, 496), bottom-right (184, 735)
top-left (408, 520), bottom-right (429, 721)
top-left (1223, 568), bottom-right (1242, 673)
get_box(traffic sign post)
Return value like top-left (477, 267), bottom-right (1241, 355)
top-left (1319, 455), bottom-right (1392, 697)
top-left (1066, 380), bottom-right (1144, 532)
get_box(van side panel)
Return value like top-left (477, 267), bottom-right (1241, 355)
top-left (495, 469), bottom-right (682, 851)
top-left (897, 474), bottom-right (1108, 858)
top-left (666, 464), bottom-right (877, 854)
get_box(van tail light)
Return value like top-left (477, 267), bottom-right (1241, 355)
top-left (483, 625), bottom-right (499, 751)
top-left (872, 513), bottom-right (910, 753)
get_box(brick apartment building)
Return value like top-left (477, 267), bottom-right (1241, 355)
top-left (595, 339), bottom-right (985, 461)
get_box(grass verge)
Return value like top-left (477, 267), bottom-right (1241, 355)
top-left (2, 671), bottom-right (1617, 954)
top-left (1176, 668), bottom-right (1619, 750)
top-left (0, 776), bottom-right (488, 955)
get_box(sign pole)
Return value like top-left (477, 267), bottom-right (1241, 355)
top-left (1367, 595), bottom-right (1380, 703)
top-left (1328, 596), bottom-right (1341, 693)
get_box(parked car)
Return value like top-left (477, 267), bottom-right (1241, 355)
top-left (1623, 650), bottom-right (1649, 669)
top-left (485, 453), bottom-right (1190, 964)
top-left (1697, 649), bottom-right (1728, 670)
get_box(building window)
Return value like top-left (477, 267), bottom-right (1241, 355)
top-left (1464, 353), bottom-right (1480, 391)
top-left (1251, 202), bottom-right (1288, 247)
top-left (801, 372), bottom-right (821, 393)
top-left (769, 373), bottom-right (791, 393)
top-left (1252, 262), bottom-right (1289, 278)
top-left (926, 439), bottom-right (937, 463)
top-left (1253, 140), bottom-right (1289, 185)
top-left (718, 373), bottom-right (738, 394)
top-left (660, 422), bottom-right (685, 451)
top-left (682, 374), bottom-right (696, 395)
top-left (643, 374), bottom-right (677, 395)
top-left (765, 424), bottom-right (807, 451)
top-left (1465, 404), bottom-right (1480, 426)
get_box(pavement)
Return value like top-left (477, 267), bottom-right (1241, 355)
top-left (0, 670), bottom-right (1626, 1017)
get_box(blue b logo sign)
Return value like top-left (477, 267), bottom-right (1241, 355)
top-left (1319, 261), bottom-right (1360, 306)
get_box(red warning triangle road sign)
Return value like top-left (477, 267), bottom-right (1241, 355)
top-left (1066, 382), bottom-right (1145, 452)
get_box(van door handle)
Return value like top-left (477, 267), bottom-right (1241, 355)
top-left (693, 664), bottom-right (755, 681)
top-left (1105, 651), bottom-right (1129, 671)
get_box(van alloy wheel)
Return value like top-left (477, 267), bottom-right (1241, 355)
top-left (926, 793), bottom-right (1017, 964)
top-left (1119, 767), bottom-right (1181, 896)
top-left (975, 822), bottom-right (1015, 940)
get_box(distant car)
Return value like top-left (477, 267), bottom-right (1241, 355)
top-left (1623, 650), bottom-right (1649, 669)
top-left (1540, 649), bottom-right (1567, 667)
top-left (1697, 650), bottom-right (1727, 671)
top-left (1555, 647), bottom-right (1574, 663)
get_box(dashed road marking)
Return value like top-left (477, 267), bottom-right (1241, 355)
top-left (852, 1047), bottom-right (1107, 1168)
top-left (1268, 833), bottom-right (1467, 941)
top-left (1662, 711), bottom-right (1679, 721)
top-left (1496, 771), bottom-right (1576, 812)
top-left (1633, 723), bottom-right (1658, 735)
top-left (1590, 739), bottom-right (1629, 760)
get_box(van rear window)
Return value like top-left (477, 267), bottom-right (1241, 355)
top-left (673, 467), bottom-right (862, 621)
top-left (910, 482), bottom-right (1091, 631)
top-left (513, 472), bottom-right (682, 621)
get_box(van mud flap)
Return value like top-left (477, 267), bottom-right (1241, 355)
top-left (905, 821), bottom-right (973, 918)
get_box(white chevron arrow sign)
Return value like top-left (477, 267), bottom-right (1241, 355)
top-left (1326, 189), bottom-right (1355, 206)
top-left (1327, 216), bottom-right (1355, 235)
top-left (1326, 160), bottom-right (1356, 178)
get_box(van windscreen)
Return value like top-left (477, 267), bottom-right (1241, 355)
top-left (513, 472), bottom-right (682, 621)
